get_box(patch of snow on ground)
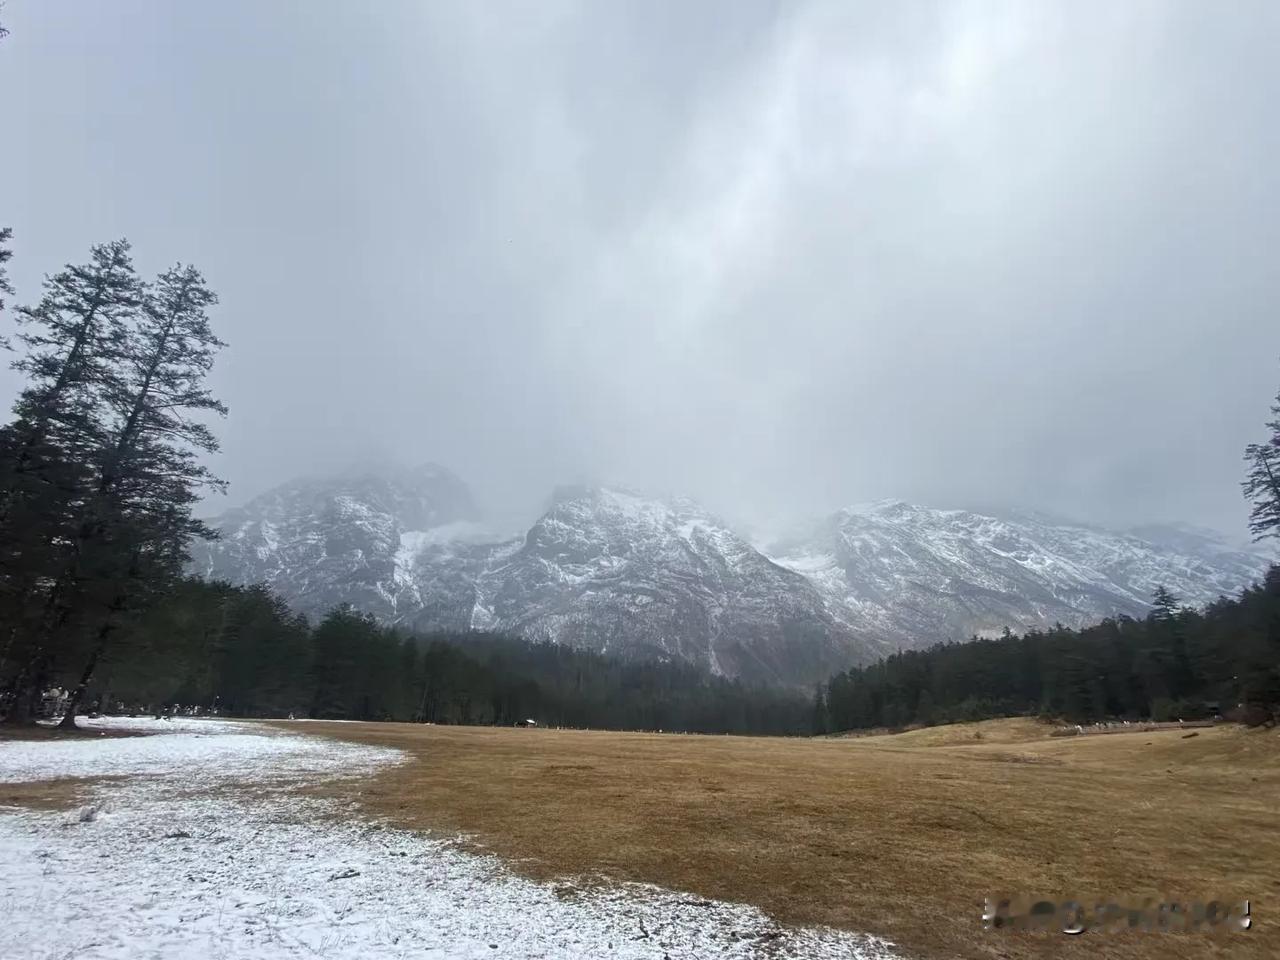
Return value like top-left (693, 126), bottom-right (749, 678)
top-left (0, 718), bottom-right (901, 960)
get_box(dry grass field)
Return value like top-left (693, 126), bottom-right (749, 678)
top-left (1, 775), bottom-right (124, 812)
top-left (290, 717), bottom-right (1280, 960)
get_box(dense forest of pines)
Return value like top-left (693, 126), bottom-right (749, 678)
top-left (818, 574), bottom-right (1280, 732)
top-left (94, 578), bottom-right (812, 734)
top-left (816, 376), bottom-right (1280, 733)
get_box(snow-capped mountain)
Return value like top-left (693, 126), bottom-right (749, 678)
top-left (767, 500), bottom-right (1274, 647)
top-left (195, 469), bottom-right (1274, 686)
top-left (460, 486), bottom-right (875, 684)
top-left (192, 464), bottom-right (485, 623)
top-left (195, 475), bottom-right (877, 686)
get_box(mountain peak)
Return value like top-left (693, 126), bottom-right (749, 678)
top-left (837, 498), bottom-right (914, 519)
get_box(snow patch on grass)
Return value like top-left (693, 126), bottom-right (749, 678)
top-left (0, 718), bottom-right (900, 960)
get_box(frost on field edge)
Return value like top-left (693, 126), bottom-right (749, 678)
top-left (0, 717), bottom-right (903, 960)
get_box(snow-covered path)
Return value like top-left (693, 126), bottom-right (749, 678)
top-left (0, 718), bottom-right (901, 960)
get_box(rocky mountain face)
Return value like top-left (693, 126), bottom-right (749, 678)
top-left (194, 470), bottom-right (1273, 687)
top-left (195, 475), bottom-right (880, 686)
top-left (766, 500), bottom-right (1273, 647)
top-left (191, 464), bottom-right (483, 624)
top-left (463, 486), bottom-right (875, 685)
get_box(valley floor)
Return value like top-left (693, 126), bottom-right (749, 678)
top-left (0, 717), bottom-right (896, 960)
top-left (285, 717), bottom-right (1280, 960)
top-left (3, 716), bottom-right (1277, 960)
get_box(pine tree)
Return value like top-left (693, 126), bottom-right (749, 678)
top-left (1243, 384), bottom-right (1280, 542)
top-left (1150, 586), bottom-right (1180, 622)
top-left (0, 226), bottom-right (13, 341)
top-left (0, 240), bottom-right (143, 724)
top-left (915, 687), bottom-right (936, 725)
top-left (810, 685), bottom-right (829, 735)
top-left (53, 263), bottom-right (227, 727)
top-left (311, 606), bottom-right (378, 719)
top-left (4, 240), bottom-right (140, 475)
top-left (0, 240), bottom-right (142, 562)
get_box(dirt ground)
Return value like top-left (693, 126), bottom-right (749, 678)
top-left (281, 717), bottom-right (1280, 960)
top-left (0, 775), bottom-right (126, 813)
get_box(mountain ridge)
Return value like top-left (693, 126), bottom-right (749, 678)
top-left (767, 499), bottom-right (1272, 647)
top-left (193, 467), bottom-right (1273, 686)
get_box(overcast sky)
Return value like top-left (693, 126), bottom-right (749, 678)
top-left (2, 1), bottom-right (1278, 538)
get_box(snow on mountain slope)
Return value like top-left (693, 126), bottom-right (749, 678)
top-left (195, 469), bottom-right (1273, 685)
top-left (191, 464), bottom-right (483, 623)
top-left (461, 486), bottom-right (876, 685)
top-left (196, 476), bottom-right (879, 686)
top-left (767, 500), bottom-right (1274, 647)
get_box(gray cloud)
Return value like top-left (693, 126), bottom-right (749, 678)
top-left (2, 0), bottom-right (1278, 537)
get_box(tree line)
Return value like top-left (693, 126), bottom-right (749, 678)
top-left (816, 573), bottom-right (1280, 732)
top-left (817, 377), bottom-right (1280, 735)
top-left (90, 577), bottom-right (813, 734)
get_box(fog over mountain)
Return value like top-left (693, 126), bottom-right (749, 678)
top-left (3, 2), bottom-right (1280, 539)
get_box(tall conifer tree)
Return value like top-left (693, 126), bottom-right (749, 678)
top-left (1243, 383), bottom-right (1280, 542)
top-left (0, 241), bottom-right (142, 723)
top-left (0, 226), bottom-right (13, 330)
top-left (53, 263), bottom-right (228, 726)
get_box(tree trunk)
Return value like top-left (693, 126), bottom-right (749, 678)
top-left (417, 672), bottom-right (431, 723)
top-left (58, 622), bottom-right (113, 730)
